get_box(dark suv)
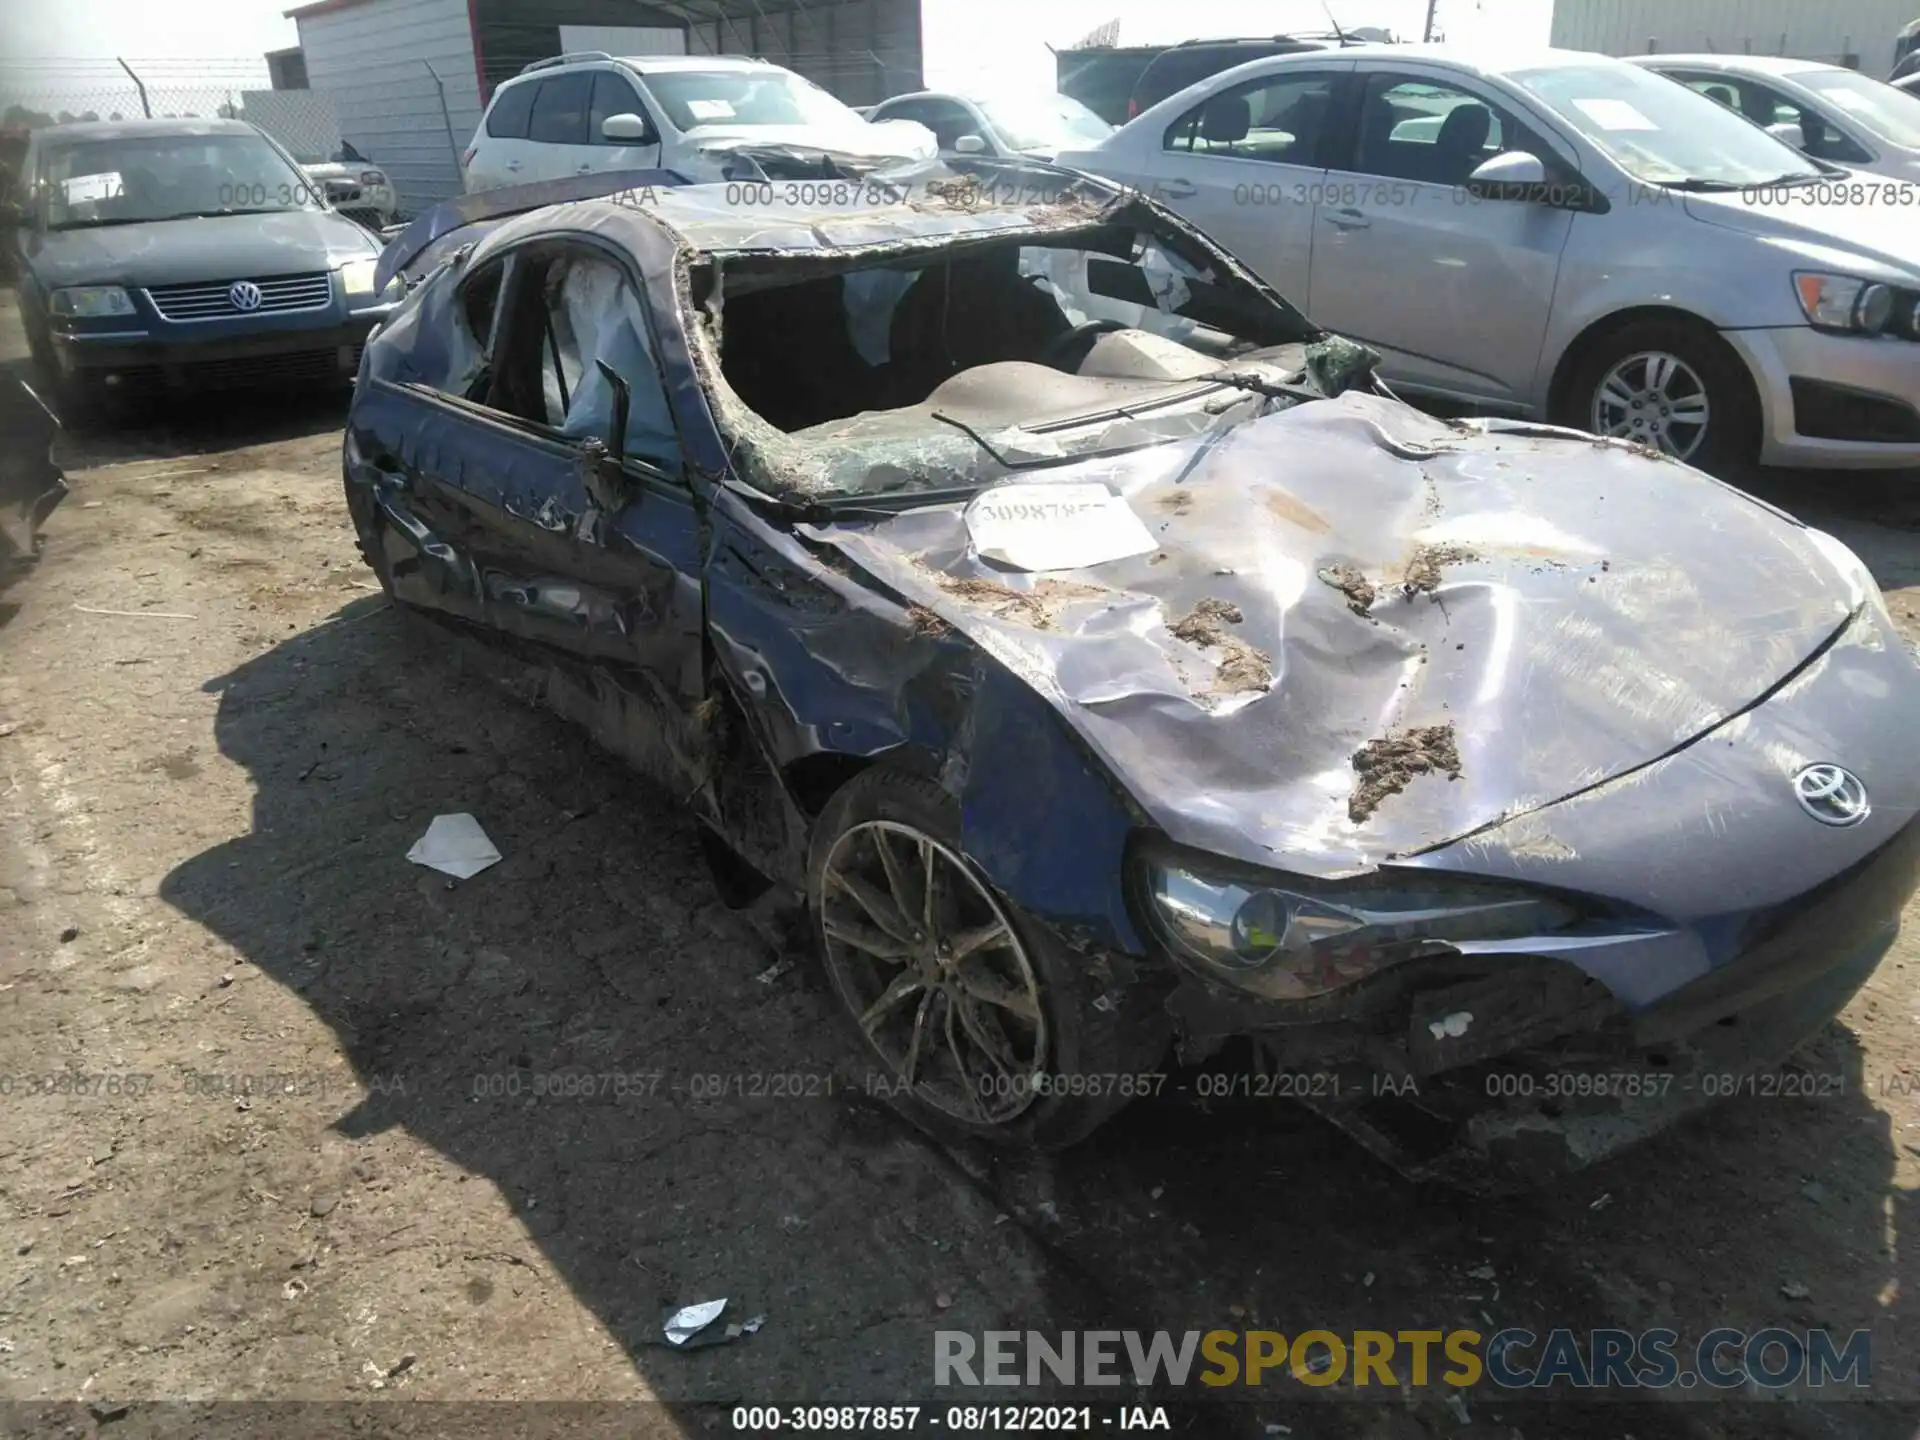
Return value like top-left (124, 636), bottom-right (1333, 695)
top-left (1128, 36), bottom-right (1333, 119)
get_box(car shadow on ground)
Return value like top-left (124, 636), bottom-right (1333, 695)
top-left (0, 354), bottom-right (352, 473)
top-left (152, 595), bottom-right (1920, 1436)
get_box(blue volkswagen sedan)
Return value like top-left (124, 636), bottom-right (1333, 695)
top-left (6, 118), bottom-right (401, 420)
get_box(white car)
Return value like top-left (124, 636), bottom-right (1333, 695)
top-left (297, 143), bottom-right (398, 228)
top-left (1634, 54), bottom-right (1920, 181)
top-left (463, 52), bottom-right (935, 191)
top-left (866, 89), bottom-right (1113, 161)
top-left (1056, 44), bottom-right (1920, 472)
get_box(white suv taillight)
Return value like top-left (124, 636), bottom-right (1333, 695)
top-left (461, 148), bottom-right (476, 167)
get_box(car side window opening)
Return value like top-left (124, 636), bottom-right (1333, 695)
top-left (445, 258), bottom-right (506, 400)
top-left (528, 72), bottom-right (593, 146)
top-left (532, 252), bottom-right (679, 467)
top-left (1163, 73), bottom-right (1337, 165)
top-left (486, 80), bottom-right (537, 139)
top-left (588, 72), bottom-right (650, 144)
top-left (1736, 80), bottom-right (1872, 165)
top-left (1351, 75), bottom-right (1514, 186)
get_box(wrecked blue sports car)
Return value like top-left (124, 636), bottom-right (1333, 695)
top-left (344, 161), bottom-right (1920, 1184)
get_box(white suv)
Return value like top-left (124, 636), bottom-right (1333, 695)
top-left (463, 53), bottom-right (936, 191)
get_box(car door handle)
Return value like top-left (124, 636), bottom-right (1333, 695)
top-left (1322, 207), bottom-right (1370, 229)
top-left (1157, 178), bottom-right (1196, 199)
top-left (505, 160), bottom-right (522, 171)
top-left (576, 164), bottom-right (594, 174)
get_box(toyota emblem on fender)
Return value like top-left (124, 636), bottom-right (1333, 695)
top-left (228, 280), bottom-right (263, 312)
top-left (1792, 764), bottom-right (1869, 827)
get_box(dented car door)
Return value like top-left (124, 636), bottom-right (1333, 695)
top-left (347, 238), bottom-right (706, 791)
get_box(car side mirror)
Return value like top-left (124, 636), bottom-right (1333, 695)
top-left (601, 112), bottom-right (657, 145)
top-left (1767, 120), bottom-right (1808, 152)
top-left (1462, 149), bottom-right (1600, 209)
top-left (1466, 150), bottom-right (1547, 191)
top-left (953, 133), bottom-right (987, 154)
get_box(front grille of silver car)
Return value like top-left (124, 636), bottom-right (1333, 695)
top-left (145, 272), bottom-right (334, 322)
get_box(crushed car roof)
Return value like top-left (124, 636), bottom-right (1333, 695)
top-left (378, 160), bottom-right (1133, 289)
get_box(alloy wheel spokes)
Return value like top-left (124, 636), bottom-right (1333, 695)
top-left (820, 819), bottom-right (1049, 1125)
top-left (1593, 350), bottom-right (1710, 461)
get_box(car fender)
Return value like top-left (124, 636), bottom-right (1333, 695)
top-left (1533, 201), bottom-right (1804, 414)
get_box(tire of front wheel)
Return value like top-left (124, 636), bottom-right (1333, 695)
top-left (807, 766), bottom-right (1171, 1151)
top-left (1555, 316), bottom-right (1760, 478)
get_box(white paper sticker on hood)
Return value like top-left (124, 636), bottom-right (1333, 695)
top-left (965, 481), bottom-right (1157, 573)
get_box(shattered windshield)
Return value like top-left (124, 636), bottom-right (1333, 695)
top-left (709, 217), bottom-right (1331, 499)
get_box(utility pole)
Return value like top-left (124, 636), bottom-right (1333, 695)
top-left (117, 57), bottom-right (150, 118)
top-left (1422, 0), bottom-right (1439, 43)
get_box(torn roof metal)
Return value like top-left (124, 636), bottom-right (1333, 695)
top-left (378, 159), bottom-right (1135, 290)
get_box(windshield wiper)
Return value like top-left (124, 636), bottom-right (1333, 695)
top-left (1653, 178), bottom-right (1745, 192)
top-left (154, 207), bottom-right (299, 220)
top-left (1745, 170), bottom-right (1828, 188)
top-left (48, 216), bottom-right (150, 230)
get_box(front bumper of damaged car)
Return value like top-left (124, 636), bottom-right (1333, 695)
top-left (1129, 815), bottom-right (1919, 1188)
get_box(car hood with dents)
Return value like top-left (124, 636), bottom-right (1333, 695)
top-left (810, 392), bottom-right (1873, 877)
top-left (24, 208), bottom-right (382, 290)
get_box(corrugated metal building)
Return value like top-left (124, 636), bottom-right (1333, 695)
top-left (1550, 0), bottom-right (1918, 77)
top-left (281, 0), bottom-right (924, 213)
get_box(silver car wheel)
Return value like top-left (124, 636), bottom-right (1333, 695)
top-left (1590, 350), bottom-right (1711, 460)
top-left (818, 819), bottom-right (1048, 1125)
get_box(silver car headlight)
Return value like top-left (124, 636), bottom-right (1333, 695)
top-left (1135, 844), bottom-right (1579, 1001)
top-left (1793, 272), bottom-right (1897, 333)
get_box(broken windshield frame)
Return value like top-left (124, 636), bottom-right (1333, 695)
top-left (703, 211), bottom-right (1323, 502)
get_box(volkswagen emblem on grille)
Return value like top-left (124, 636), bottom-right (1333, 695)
top-left (228, 281), bottom-right (263, 312)
top-left (1792, 764), bottom-right (1869, 827)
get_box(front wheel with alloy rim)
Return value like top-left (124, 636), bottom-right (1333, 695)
top-left (807, 768), bottom-right (1170, 1150)
top-left (1557, 317), bottom-right (1758, 476)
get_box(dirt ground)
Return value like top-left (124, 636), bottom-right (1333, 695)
top-left (5, 288), bottom-right (1920, 1439)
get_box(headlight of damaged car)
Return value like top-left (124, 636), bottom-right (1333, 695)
top-left (50, 286), bottom-right (135, 318)
top-left (1137, 846), bottom-right (1578, 1001)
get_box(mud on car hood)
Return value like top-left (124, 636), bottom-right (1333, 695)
top-left (812, 392), bottom-right (1859, 876)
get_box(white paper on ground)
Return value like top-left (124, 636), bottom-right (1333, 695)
top-left (406, 813), bottom-right (502, 880)
top-left (964, 481), bottom-right (1157, 573)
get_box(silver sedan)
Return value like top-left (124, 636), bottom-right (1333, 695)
top-left (1058, 45), bottom-right (1920, 473)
